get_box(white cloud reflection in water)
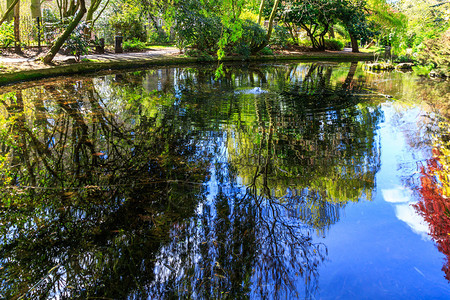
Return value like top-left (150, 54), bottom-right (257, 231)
top-left (382, 187), bottom-right (430, 239)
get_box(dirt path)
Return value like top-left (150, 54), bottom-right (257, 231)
top-left (0, 47), bottom-right (180, 72)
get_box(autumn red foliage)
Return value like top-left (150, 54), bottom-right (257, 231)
top-left (414, 148), bottom-right (450, 281)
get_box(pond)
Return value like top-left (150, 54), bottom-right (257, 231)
top-left (1, 62), bottom-right (450, 299)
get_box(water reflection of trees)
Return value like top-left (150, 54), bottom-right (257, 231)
top-left (414, 144), bottom-right (450, 281)
top-left (148, 164), bottom-right (327, 299)
top-left (145, 62), bottom-right (382, 298)
top-left (0, 62), bottom-right (383, 299)
top-left (391, 76), bottom-right (450, 283)
top-left (223, 63), bottom-right (382, 234)
top-left (0, 79), bottom-right (210, 299)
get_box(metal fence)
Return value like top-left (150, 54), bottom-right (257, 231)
top-left (0, 17), bottom-right (52, 48)
top-left (1, 16), bottom-right (169, 50)
top-left (0, 16), bottom-right (116, 49)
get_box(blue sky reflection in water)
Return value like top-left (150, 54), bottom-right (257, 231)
top-left (0, 62), bottom-right (449, 299)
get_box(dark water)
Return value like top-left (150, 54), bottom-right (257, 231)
top-left (0, 62), bottom-right (449, 299)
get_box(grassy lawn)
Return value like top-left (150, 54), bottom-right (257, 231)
top-left (147, 45), bottom-right (176, 49)
top-left (360, 46), bottom-right (384, 53)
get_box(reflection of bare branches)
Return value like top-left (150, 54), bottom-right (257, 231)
top-left (247, 126), bottom-right (326, 298)
top-left (0, 63), bottom-right (384, 299)
top-left (250, 188), bottom-right (327, 299)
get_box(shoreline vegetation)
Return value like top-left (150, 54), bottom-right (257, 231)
top-left (1, 0), bottom-right (448, 86)
top-left (0, 49), bottom-right (376, 86)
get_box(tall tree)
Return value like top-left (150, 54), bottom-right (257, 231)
top-left (282, 0), bottom-right (337, 50)
top-left (85, 0), bottom-right (111, 36)
top-left (0, 0), bottom-right (19, 27)
top-left (13, 0), bottom-right (20, 54)
top-left (335, 0), bottom-right (369, 52)
top-left (30, 0), bottom-right (41, 18)
top-left (250, 0), bottom-right (281, 53)
top-left (43, 0), bottom-right (87, 63)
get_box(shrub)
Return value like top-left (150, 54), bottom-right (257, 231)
top-left (233, 20), bottom-right (267, 57)
top-left (298, 39), bottom-right (312, 47)
top-left (62, 22), bottom-right (90, 62)
top-left (185, 49), bottom-right (214, 60)
top-left (417, 29), bottom-right (450, 72)
top-left (123, 38), bottom-right (148, 52)
top-left (324, 39), bottom-right (344, 51)
top-left (148, 29), bottom-right (171, 45)
top-left (270, 25), bottom-right (291, 48)
top-left (395, 54), bottom-right (416, 63)
top-left (260, 47), bottom-right (273, 55)
top-left (109, 3), bottom-right (146, 41)
top-left (0, 21), bottom-right (14, 48)
top-left (412, 64), bottom-right (433, 76)
top-left (174, 1), bottom-right (222, 51)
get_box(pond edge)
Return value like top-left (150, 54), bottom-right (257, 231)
top-left (0, 53), bottom-right (375, 86)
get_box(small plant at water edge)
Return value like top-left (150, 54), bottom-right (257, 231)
top-left (260, 47), bottom-right (273, 55)
top-left (412, 64), bottom-right (434, 76)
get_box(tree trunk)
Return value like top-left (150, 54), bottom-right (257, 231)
top-left (14, 0), bottom-right (21, 54)
top-left (43, 0), bottom-right (86, 63)
top-left (251, 0), bottom-right (280, 54)
top-left (64, 0), bottom-right (80, 18)
top-left (349, 31), bottom-right (359, 53)
top-left (286, 22), bottom-right (298, 44)
top-left (0, 0), bottom-right (19, 27)
top-left (6, 0), bottom-right (15, 21)
top-left (257, 0), bottom-right (265, 25)
top-left (364, 39), bottom-right (375, 49)
top-left (342, 62), bottom-right (358, 91)
top-left (266, 0), bottom-right (281, 42)
top-left (85, 0), bottom-right (102, 37)
top-left (318, 24), bottom-right (328, 50)
top-left (328, 26), bottom-right (335, 39)
top-left (30, 0), bottom-right (41, 18)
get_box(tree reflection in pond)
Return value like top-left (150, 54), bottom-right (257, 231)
top-left (0, 79), bottom-right (210, 299)
top-left (0, 62), bottom-right (383, 299)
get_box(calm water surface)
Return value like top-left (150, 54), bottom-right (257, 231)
top-left (1, 62), bottom-right (449, 299)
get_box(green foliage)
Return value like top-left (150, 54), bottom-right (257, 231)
top-left (282, 0), bottom-right (335, 50)
top-left (393, 0), bottom-right (449, 56)
top-left (333, 24), bottom-right (350, 39)
top-left (62, 22), bottom-right (90, 62)
top-left (365, 0), bottom-right (406, 51)
top-left (173, 0), bottom-right (222, 52)
top-left (417, 29), bottom-right (450, 75)
top-left (232, 19), bottom-right (267, 57)
top-left (260, 46), bottom-right (273, 55)
top-left (412, 64), bottom-right (434, 76)
top-left (109, 1), bottom-right (146, 41)
top-left (324, 39), bottom-right (344, 51)
top-left (0, 21), bottom-right (14, 48)
top-left (185, 48), bottom-right (214, 60)
top-left (335, 0), bottom-right (370, 40)
top-left (298, 39), bottom-right (313, 48)
top-left (147, 29), bottom-right (171, 45)
top-left (270, 24), bottom-right (290, 48)
top-left (395, 54), bottom-right (415, 63)
top-left (42, 7), bottom-right (61, 23)
top-left (173, 0), bottom-right (267, 57)
top-left (280, 0), bottom-right (369, 50)
top-left (41, 9), bottom-right (75, 46)
top-left (123, 38), bottom-right (148, 51)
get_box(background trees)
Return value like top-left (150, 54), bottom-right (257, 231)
top-left (393, 0), bottom-right (449, 73)
top-left (0, 0), bottom-right (449, 71)
top-left (263, 0), bottom-right (371, 52)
